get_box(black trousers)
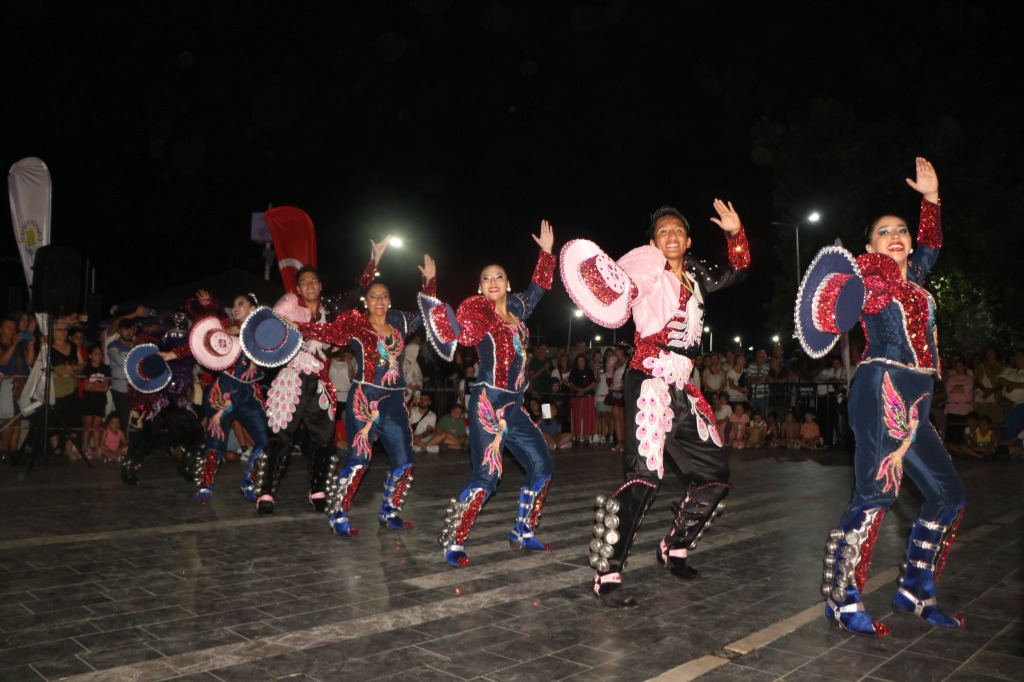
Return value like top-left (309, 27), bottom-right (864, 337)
top-left (623, 368), bottom-right (729, 485)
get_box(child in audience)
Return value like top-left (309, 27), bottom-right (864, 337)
top-left (99, 414), bottom-right (128, 462)
top-left (746, 409), bottom-right (767, 448)
top-left (799, 410), bottom-right (821, 449)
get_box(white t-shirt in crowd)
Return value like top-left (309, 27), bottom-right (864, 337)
top-left (409, 407), bottom-right (436, 436)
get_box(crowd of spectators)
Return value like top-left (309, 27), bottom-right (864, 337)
top-left (2, 303), bottom-right (1023, 464)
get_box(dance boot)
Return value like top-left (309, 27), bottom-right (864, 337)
top-left (509, 476), bottom-right (553, 552)
top-left (892, 507), bottom-right (965, 628)
top-left (656, 481), bottom-right (729, 580)
top-left (589, 478), bottom-right (658, 608)
top-left (439, 485), bottom-right (490, 567)
top-left (379, 464), bottom-right (415, 530)
top-left (326, 461), bottom-right (367, 536)
top-left (822, 506), bottom-right (891, 637)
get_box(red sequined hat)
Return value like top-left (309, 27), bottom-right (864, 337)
top-left (189, 316), bottom-right (242, 371)
top-left (795, 246), bottom-right (865, 358)
top-left (560, 239), bottom-right (635, 328)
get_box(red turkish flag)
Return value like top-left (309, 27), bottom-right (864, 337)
top-left (265, 206), bottom-right (317, 295)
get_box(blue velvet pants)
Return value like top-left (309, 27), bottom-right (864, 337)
top-left (344, 382), bottom-right (414, 469)
top-left (843, 363), bottom-right (965, 525)
top-left (465, 384), bottom-right (552, 492)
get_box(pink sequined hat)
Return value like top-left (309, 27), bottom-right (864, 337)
top-left (560, 239), bottom-right (635, 328)
top-left (794, 246), bottom-right (865, 358)
top-left (189, 316), bottom-right (242, 371)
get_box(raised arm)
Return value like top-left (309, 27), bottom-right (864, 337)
top-left (906, 157), bottom-right (941, 284)
top-left (702, 198), bottom-right (750, 295)
top-left (514, 220), bottom-right (556, 319)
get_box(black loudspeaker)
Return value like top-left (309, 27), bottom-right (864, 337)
top-left (32, 245), bottom-right (82, 314)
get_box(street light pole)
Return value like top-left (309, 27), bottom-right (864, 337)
top-left (568, 309), bottom-right (583, 350)
top-left (772, 211), bottom-right (820, 284)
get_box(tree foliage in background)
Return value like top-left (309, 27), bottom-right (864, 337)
top-left (751, 98), bottom-right (1022, 356)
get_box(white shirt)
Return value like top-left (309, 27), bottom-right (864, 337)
top-left (409, 407), bottom-right (436, 435)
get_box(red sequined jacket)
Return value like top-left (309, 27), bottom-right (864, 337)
top-left (857, 199), bottom-right (942, 373)
top-left (421, 251), bottom-right (555, 392)
top-left (299, 270), bottom-right (436, 390)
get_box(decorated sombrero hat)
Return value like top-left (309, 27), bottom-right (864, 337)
top-left (189, 316), bottom-right (242, 371)
top-left (239, 307), bottom-right (302, 367)
top-left (124, 343), bottom-right (171, 393)
top-left (794, 246), bottom-right (866, 358)
top-left (560, 239), bottom-right (635, 328)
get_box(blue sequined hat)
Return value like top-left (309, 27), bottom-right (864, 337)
top-left (794, 246), bottom-right (865, 358)
top-left (239, 307), bottom-right (302, 367)
top-left (124, 343), bottom-right (171, 393)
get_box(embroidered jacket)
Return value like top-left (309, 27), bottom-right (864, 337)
top-left (299, 271), bottom-right (436, 390)
top-left (420, 251), bottom-right (555, 392)
top-left (857, 199), bottom-right (942, 374)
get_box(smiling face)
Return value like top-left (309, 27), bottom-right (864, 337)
top-left (232, 296), bottom-right (256, 323)
top-left (478, 265), bottom-right (509, 302)
top-left (296, 270), bottom-right (322, 304)
top-left (866, 215), bottom-right (912, 267)
top-left (365, 283), bottom-right (391, 318)
top-left (650, 215), bottom-right (691, 260)
top-left (89, 345), bottom-right (104, 365)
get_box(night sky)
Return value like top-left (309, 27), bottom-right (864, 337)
top-left (2, 1), bottom-right (1018, 349)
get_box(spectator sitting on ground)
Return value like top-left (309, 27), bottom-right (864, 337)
top-left (947, 412), bottom-right (980, 460)
top-left (954, 416), bottom-right (997, 460)
top-left (98, 413), bottom-right (128, 462)
top-left (410, 393), bottom-right (438, 451)
top-left (764, 411), bottom-right (780, 447)
top-left (728, 401), bottom-right (750, 448)
top-left (1005, 429), bottom-right (1024, 459)
top-left (418, 403), bottom-right (468, 453)
top-left (746, 409), bottom-right (767, 449)
top-left (799, 410), bottom-right (821, 449)
top-left (778, 410), bottom-right (801, 448)
top-left (531, 400), bottom-right (572, 449)
top-left (713, 391), bottom-right (732, 443)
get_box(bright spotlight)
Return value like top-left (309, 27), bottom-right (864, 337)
top-left (772, 335), bottom-right (780, 343)
top-left (807, 212), bottom-right (821, 223)
top-left (594, 335), bottom-right (602, 342)
top-left (703, 326), bottom-right (710, 333)
top-left (574, 309), bottom-right (584, 318)
top-left (733, 336), bottom-right (741, 344)
top-left (390, 236), bottom-right (403, 248)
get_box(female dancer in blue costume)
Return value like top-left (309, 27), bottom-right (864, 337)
top-left (189, 294), bottom-right (271, 509)
top-left (298, 240), bottom-right (436, 535)
top-left (420, 221), bottom-right (556, 567)
top-left (811, 158), bottom-right (966, 636)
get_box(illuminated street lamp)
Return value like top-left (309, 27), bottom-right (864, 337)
top-left (772, 211), bottom-right (821, 284)
top-left (567, 309), bottom-right (584, 349)
top-left (704, 326), bottom-right (712, 353)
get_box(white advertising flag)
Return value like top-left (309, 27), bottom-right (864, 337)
top-left (8, 156), bottom-right (52, 289)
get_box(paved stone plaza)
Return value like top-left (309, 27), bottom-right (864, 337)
top-left (1, 444), bottom-right (1021, 681)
